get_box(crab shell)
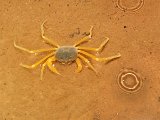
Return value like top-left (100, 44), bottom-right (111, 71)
top-left (55, 46), bottom-right (78, 64)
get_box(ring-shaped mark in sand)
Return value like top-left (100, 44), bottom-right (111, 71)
top-left (118, 69), bottom-right (143, 93)
top-left (116, 0), bottom-right (144, 12)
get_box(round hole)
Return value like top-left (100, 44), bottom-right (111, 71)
top-left (117, 69), bottom-right (143, 93)
top-left (117, 0), bottom-right (144, 11)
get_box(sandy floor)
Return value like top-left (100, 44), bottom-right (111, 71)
top-left (0, 0), bottom-right (160, 120)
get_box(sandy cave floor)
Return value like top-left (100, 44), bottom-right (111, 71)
top-left (0, 0), bottom-right (160, 120)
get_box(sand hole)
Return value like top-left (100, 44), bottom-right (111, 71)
top-left (117, 0), bottom-right (144, 11)
top-left (118, 69), bottom-right (143, 93)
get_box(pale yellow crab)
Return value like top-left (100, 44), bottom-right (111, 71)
top-left (14, 21), bottom-right (121, 80)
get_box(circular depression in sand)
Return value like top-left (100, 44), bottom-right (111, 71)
top-left (116, 0), bottom-right (144, 11)
top-left (118, 69), bottom-right (143, 93)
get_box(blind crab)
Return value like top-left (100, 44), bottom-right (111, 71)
top-left (14, 21), bottom-right (121, 80)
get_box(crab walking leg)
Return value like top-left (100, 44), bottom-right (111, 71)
top-left (47, 57), bottom-right (61, 75)
top-left (14, 41), bottom-right (57, 54)
top-left (40, 62), bottom-right (47, 80)
top-left (78, 37), bottom-right (109, 52)
top-left (20, 52), bottom-right (54, 69)
top-left (41, 20), bottom-right (59, 47)
top-left (78, 50), bottom-right (121, 63)
top-left (78, 54), bottom-right (97, 73)
top-left (74, 26), bottom-right (93, 47)
top-left (75, 58), bottom-right (83, 73)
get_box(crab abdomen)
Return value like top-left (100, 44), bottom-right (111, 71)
top-left (55, 46), bottom-right (78, 63)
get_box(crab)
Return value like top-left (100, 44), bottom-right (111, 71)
top-left (14, 21), bottom-right (121, 80)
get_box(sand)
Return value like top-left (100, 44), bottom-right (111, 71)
top-left (0, 0), bottom-right (160, 119)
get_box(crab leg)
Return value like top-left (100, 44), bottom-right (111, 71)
top-left (20, 52), bottom-right (54, 69)
top-left (75, 58), bottom-right (83, 73)
top-left (40, 62), bottom-right (47, 80)
top-left (78, 37), bottom-right (109, 52)
top-left (47, 57), bottom-right (61, 75)
top-left (78, 54), bottom-right (97, 73)
top-left (78, 50), bottom-right (121, 63)
top-left (41, 20), bottom-right (60, 47)
top-left (14, 41), bottom-right (56, 54)
top-left (74, 26), bottom-right (93, 46)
